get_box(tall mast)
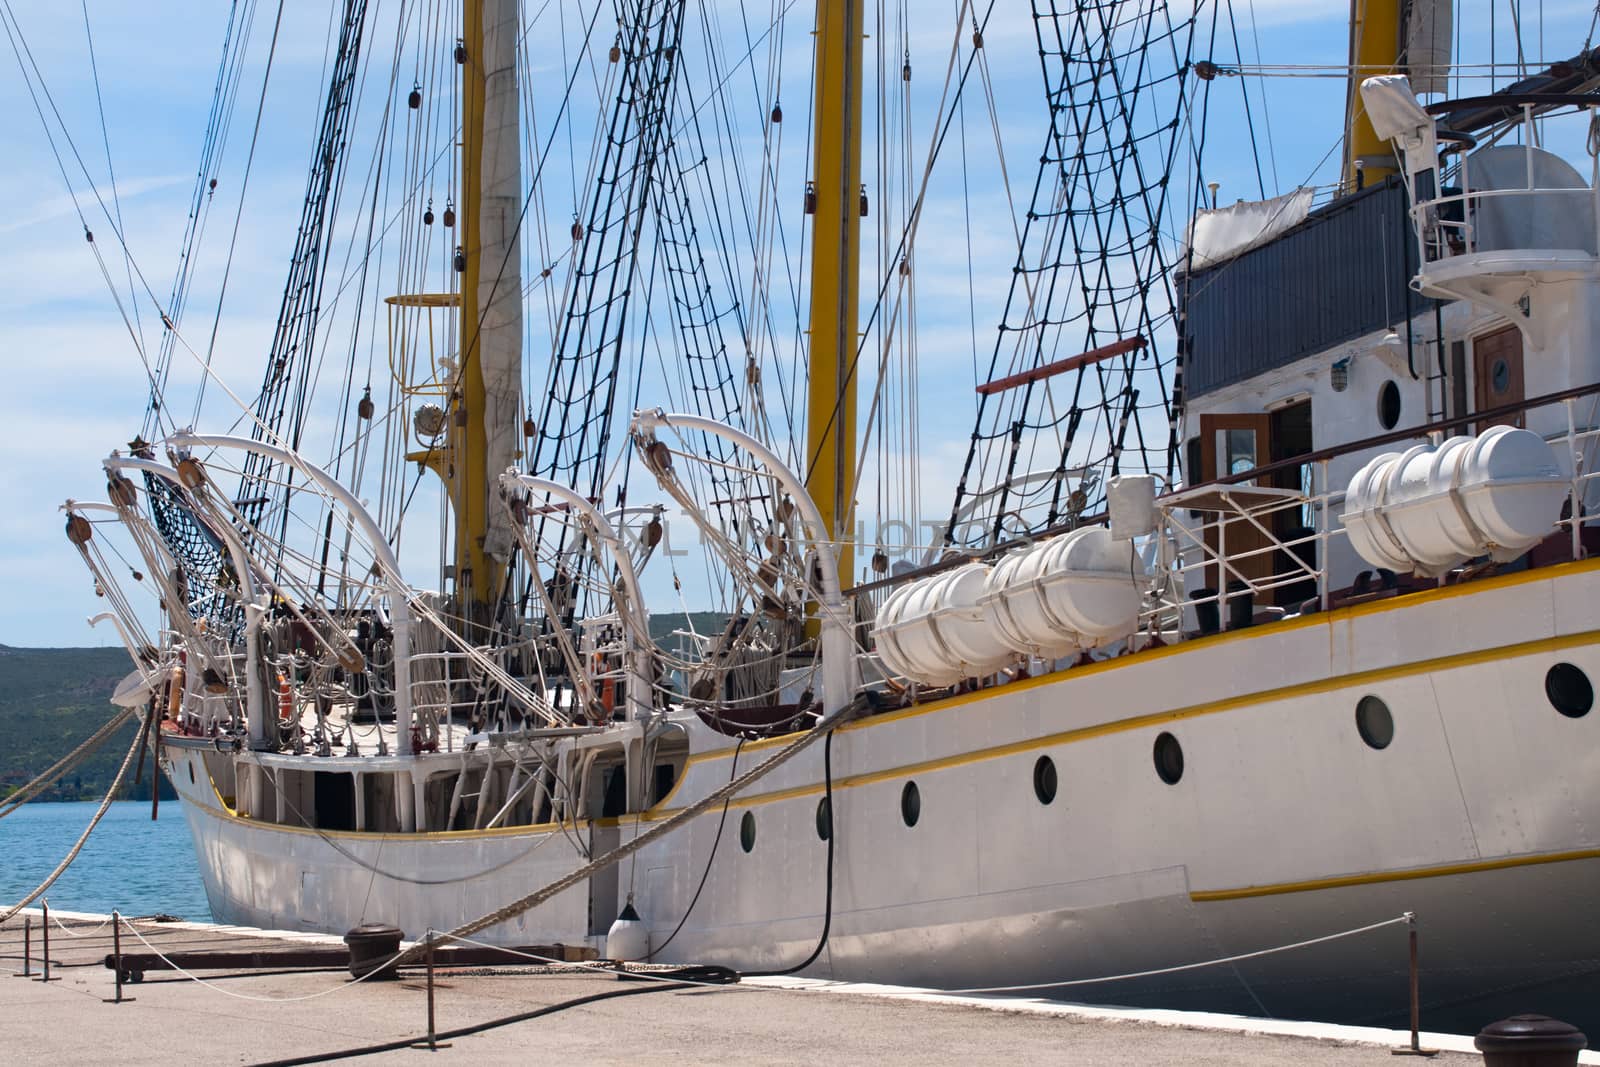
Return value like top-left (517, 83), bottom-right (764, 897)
top-left (452, 0), bottom-right (522, 623)
top-left (804, 0), bottom-right (865, 587)
top-left (1342, 0), bottom-right (1404, 191)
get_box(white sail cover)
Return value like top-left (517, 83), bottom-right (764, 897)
top-left (478, 0), bottom-right (522, 564)
top-left (1406, 0), bottom-right (1452, 96)
top-left (1361, 75), bottom-right (1432, 143)
top-left (1181, 187), bottom-right (1313, 271)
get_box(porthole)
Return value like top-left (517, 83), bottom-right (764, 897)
top-left (1033, 756), bottom-right (1058, 805)
top-left (1355, 695), bottom-right (1394, 749)
top-left (1377, 380), bottom-right (1402, 430)
top-left (1546, 663), bottom-right (1593, 718)
top-left (1153, 732), bottom-right (1184, 785)
top-left (1491, 358), bottom-right (1511, 394)
top-left (816, 796), bottom-right (832, 841)
top-left (900, 781), bottom-right (921, 827)
top-left (188, 762), bottom-right (195, 785)
top-left (739, 810), bottom-right (756, 853)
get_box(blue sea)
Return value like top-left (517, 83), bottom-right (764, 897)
top-left (0, 801), bottom-right (210, 920)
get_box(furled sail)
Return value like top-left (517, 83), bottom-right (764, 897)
top-left (1405, 0), bottom-right (1452, 95)
top-left (477, 0), bottom-right (522, 564)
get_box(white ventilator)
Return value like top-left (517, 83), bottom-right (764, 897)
top-left (1342, 425), bottom-right (1567, 575)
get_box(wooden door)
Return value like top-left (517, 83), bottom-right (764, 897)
top-left (1474, 325), bottom-right (1525, 430)
top-left (1198, 413), bottom-right (1272, 594)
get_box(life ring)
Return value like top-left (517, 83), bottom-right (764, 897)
top-left (277, 672), bottom-right (294, 723)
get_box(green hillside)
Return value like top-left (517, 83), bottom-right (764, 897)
top-left (0, 644), bottom-right (173, 803)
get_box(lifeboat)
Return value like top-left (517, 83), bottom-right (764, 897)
top-left (1343, 424), bottom-right (1567, 574)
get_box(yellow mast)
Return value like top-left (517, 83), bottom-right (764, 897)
top-left (804, 0), bottom-right (865, 588)
top-left (452, 0), bottom-right (497, 617)
top-left (1342, 0), bottom-right (1404, 191)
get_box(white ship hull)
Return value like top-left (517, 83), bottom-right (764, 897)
top-left (162, 557), bottom-right (1600, 1032)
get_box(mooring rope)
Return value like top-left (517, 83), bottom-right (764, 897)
top-left (392, 697), bottom-right (861, 967)
top-left (0, 724), bottom-right (144, 924)
top-left (0, 706), bottom-right (135, 820)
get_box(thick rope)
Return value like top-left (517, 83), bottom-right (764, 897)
top-left (395, 699), bottom-right (859, 966)
top-left (0, 706), bottom-right (135, 820)
top-left (0, 721), bottom-right (145, 923)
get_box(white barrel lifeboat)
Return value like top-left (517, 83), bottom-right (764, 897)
top-left (981, 526), bottom-right (1148, 657)
top-left (872, 562), bottom-right (1014, 686)
top-left (1342, 424), bottom-right (1566, 575)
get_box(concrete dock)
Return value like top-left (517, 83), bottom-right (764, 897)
top-left (0, 908), bottom-right (1586, 1065)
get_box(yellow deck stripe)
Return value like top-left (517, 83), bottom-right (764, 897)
top-left (705, 555), bottom-right (1600, 762)
top-left (637, 626), bottom-right (1600, 819)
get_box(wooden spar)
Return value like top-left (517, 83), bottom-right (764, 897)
top-left (975, 336), bottom-right (1148, 397)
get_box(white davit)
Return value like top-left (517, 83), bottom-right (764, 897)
top-left (873, 562), bottom-right (1014, 687)
top-left (1343, 424), bottom-right (1567, 575)
top-left (983, 527), bottom-right (1148, 658)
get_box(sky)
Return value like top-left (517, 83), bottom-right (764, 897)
top-left (0, 0), bottom-right (1590, 648)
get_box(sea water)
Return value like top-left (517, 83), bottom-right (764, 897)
top-left (0, 801), bottom-right (209, 920)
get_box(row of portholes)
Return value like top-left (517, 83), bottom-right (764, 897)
top-left (740, 761), bottom-right (1057, 855)
top-left (1352, 661), bottom-right (1592, 753)
top-left (734, 661), bottom-right (1598, 851)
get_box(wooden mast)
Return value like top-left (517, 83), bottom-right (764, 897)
top-left (803, 0), bottom-right (865, 587)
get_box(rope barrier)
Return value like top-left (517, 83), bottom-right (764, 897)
top-left (939, 914), bottom-right (1415, 995)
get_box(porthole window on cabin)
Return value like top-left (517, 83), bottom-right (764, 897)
top-left (816, 796), bottom-right (832, 841)
top-left (900, 781), bottom-right (921, 827)
top-left (1377, 380), bottom-right (1402, 430)
top-left (1033, 756), bottom-right (1058, 805)
top-left (1153, 732), bottom-right (1184, 785)
top-left (739, 811), bottom-right (756, 853)
top-left (1355, 695), bottom-right (1395, 749)
top-left (1546, 663), bottom-right (1594, 718)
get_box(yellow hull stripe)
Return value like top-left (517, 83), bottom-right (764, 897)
top-left (1192, 847), bottom-right (1600, 902)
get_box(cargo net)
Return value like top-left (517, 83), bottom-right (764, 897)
top-left (942, 0), bottom-right (1195, 552)
top-left (144, 473), bottom-right (245, 638)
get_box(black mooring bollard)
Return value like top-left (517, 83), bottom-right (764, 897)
top-left (1476, 1015), bottom-right (1588, 1067)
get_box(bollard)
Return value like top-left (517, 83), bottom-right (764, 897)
top-left (344, 923), bottom-right (403, 980)
top-left (15, 916), bottom-right (31, 977)
top-left (1476, 1015), bottom-right (1587, 1067)
top-left (1391, 913), bottom-right (1435, 1057)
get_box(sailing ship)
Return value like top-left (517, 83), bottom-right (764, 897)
top-left (32, 0), bottom-right (1600, 1034)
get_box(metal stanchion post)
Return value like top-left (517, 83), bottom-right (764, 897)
top-left (15, 916), bottom-right (31, 977)
top-left (1392, 913), bottom-right (1437, 1057)
top-left (104, 910), bottom-right (134, 1004)
top-left (36, 902), bottom-right (58, 983)
top-left (411, 932), bottom-right (451, 1051)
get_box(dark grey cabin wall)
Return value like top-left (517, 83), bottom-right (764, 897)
top-left (1181, 177), bottom-right (1428, 400)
